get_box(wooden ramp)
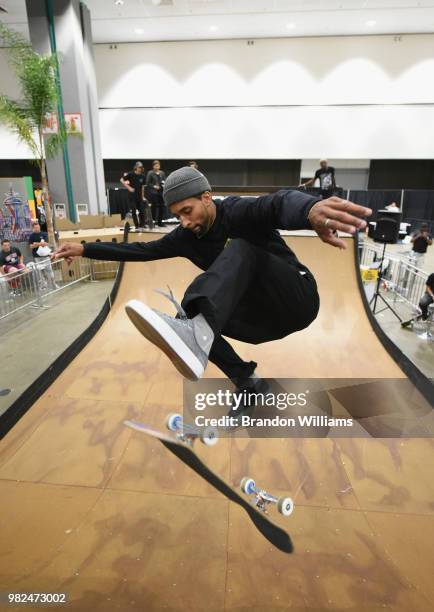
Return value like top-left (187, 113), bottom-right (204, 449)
top-left (1, 236), bottom-right (433, 611)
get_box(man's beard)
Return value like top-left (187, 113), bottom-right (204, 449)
top-left (194, 224), bottom-right (207, 238)
top-left (194, 213), bottom-right (211, 239)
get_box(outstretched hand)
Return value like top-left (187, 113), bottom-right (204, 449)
top-left (308, 196), bottom-right (372, 249)
top-left (51, 242), bottom-right (84, 265)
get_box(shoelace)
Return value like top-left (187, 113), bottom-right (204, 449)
top-left (154, 286), bottom-right (188, 320)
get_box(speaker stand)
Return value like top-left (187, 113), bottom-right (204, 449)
top-left (369, 242), bottom-right (403, 323)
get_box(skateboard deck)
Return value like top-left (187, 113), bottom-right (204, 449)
top-left (401, 316), bottom-right (418, 328)
top-left (124, 419), bottom-right (294, 554)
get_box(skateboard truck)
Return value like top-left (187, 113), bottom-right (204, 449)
top-left (166, 413), bottom-right (218, 447)
top-left (240, 477), bottom-right (294, 516)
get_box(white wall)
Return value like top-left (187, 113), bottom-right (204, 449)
top-left (1, 34), bottom-right (434, 159)
top-left (95, 34), bottom-right (434, 159)
top-left (95, 35), bottom-right (434, 108)
top-left (98, 105), bottom-right (431, 159)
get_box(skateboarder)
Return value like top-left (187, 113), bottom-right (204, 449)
top-left (54, 167), bottom-right (370, 392)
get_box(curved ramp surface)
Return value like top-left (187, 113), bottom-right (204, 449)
top-left (0, 236), bottom-right (433, 611)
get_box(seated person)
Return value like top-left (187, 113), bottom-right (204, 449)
top-left (0, 239), bottom-right (27, 292)
top-left (386, 202), bottom-right (400, 211)
top-left (419, 273), bottom-right (434, 321)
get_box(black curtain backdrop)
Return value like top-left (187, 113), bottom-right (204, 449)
top-left (0, 160), bottom-right (41, 182)
top-left (108, 189), bottom-right (130, 218)
top-left (402, 190), bottom-right (434, 232)
top-left (369, 160), bottom-right (434, 190)
top-left (104, 159), bottom-right (301, 188)
top-left (349, 190), bottom-right (402, 218)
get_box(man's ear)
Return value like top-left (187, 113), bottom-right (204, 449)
top-left (203, 192), bottom-right (213, 207)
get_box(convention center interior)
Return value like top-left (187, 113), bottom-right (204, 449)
top-left (0, 1), bottom-right (433, 610)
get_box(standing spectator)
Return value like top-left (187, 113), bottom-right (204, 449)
top-left (146, 160), bottom-right (167, 227)
top-left (300, 159), bottom-right (336, 199)
top-left (28, 222), bottom-right (57, 289)
top-left (34, 186), bottom-right (48, 232)
top-left (120, 161), bottom-right (148, 231)
top-left (0, 239), bottom-right (27, 294)
top-left (410, 223), bottom-right (432, 268)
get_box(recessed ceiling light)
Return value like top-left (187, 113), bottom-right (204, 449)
top-left (366, 20), bottom-right (377, 27)
top-left (209, 25), bottom-right (219, 31)
top-left (115, 0), bottom-right (124, 6)
top-left (135, 28), bottom-right (144, 34)
top-left (286, 23), bottom-right (296, 30)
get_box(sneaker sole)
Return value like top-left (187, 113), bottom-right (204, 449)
top-left (125, 299), bottom-right (204, 381)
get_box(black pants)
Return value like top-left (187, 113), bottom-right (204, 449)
top-left (181, 238), bottom-right (320, 380)
top-left (128, 194), bottom-right (146, 228)
top-left (149, 191), bottom-right (166, 226)
top-left (419, 291), bottom-right (434, 320)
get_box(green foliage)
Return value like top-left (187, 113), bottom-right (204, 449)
top-left (0, 96), bottom-right (40, 156)
top-left (0, 23), bottom-right (66, 163)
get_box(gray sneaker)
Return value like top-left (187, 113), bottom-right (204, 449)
top-left (125, 287), bottom-right (214, 381)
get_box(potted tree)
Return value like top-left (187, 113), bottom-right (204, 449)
top-left (0, 24), bottom-right (72, 245)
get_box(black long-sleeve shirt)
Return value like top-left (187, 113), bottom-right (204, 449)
top-left (83, 189), bottom-right (320, 272)
top-left (146, 170), bottom-right (166, 191)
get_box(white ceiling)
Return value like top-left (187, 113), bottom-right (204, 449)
top-left (1, 0), bottom-right (434, 43)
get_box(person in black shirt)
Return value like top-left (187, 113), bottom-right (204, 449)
top-left (120, 162), bottom-right (148, 230)
top-left (146, 160), bottom-right (167, 227)
top-left (54, 167), bottom-right (370, 388)
top-left (0, 239), bottom-right (27, 292)
top-left (300, 159), bottom-right (336, 199)
top-left (28, 222), bottom-right (57, 289)
top-left (28, 222), bottom-right (49, 258)
top-left (418, 273), bottom-right (434, 320)
top-left (0, 240), bottom-right (24, 271)
top-left (410, 223), bottom-right (432, 268)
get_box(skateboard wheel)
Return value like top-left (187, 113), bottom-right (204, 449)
top-left (240, 477), bottom-right (256, 495)
top-left (166, 413), bottom-right (182, 432)
top-left (200, 426), bottom-right (218, 447)
top-left (277, 497), bottom-right (294, 516)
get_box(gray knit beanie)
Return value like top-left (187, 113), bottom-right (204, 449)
top-left (163, 167), bottom-right (211, 206)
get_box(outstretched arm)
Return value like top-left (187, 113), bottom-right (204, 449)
top-left (52, 231), bottom-right (181, 263)
top-left (224, 190), bottom-right (371, 250)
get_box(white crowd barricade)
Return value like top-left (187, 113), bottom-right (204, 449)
top-left (359, 240), bottom-right (428, 310)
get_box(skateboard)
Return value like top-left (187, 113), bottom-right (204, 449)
top-left (401, 315), bottom-right (423, 328)
top-left (124, 415), bottom-right (294, 554)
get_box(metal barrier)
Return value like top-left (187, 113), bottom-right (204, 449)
top-left (360, 240), bottom-right (428, 310)
top-left (0, 257), bottom-right (119, 321)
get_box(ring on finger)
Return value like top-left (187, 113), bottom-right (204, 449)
top-left (325, 218), bottom-right (332, 227)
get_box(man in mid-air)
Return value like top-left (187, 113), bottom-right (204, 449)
top-left (54, 167), bottom-right (370, 394)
